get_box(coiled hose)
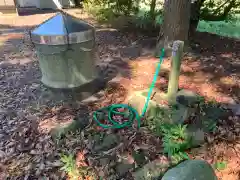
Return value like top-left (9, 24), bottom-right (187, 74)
top-left (93, 49), bottom-right (165, 129)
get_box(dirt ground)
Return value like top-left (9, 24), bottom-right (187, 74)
top-left (0, 10), bottom-right (239, 179)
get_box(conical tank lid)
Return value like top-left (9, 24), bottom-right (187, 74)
top-left (31, 12), bottom-right (95, 45)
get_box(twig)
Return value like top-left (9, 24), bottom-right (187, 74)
top-left (102, 143), bottom-right (124, 155)
top-left (128, 132), bottom-right (137, 146)
top-left (151, 92), bottom-right (156, 100)
top-left (84, 114), bottom-right (93, 130)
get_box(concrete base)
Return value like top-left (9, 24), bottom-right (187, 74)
top-left (0, 6), bottom-right (17, 14)
top-left (127, 89), bottom-right (199, 124)
top-left (42, 77), bottom-right (107, 103)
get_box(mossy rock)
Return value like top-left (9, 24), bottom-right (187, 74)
top-left (116, 163), bottom-right (134, 177)
top-left (162, 160), bottom-right (217, 180)
top-left (128, 89), bottom-right (198, 124)
top-left (51, 115), bottom-right (90, 142)
top-left (176, 89), bottom-right (200, 107)
top-left (186, 127), bottom-right (205, 147)
top-left (132, 159), bottom-right (170, 180)
top-left (147, 104), bottom-right (194, 125)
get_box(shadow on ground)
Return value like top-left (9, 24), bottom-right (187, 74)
top-left (182, 32), bottom-right (240, 102)
top-left (0, 23), bottom-right (132, 178)
top-left (142, 32), bottom-right (240, 104)
top-left (17, 8), bottom-right (59, 16)
top-left (0, 14), bottom-right (239, 178)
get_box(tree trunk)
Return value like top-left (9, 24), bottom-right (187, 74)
top-left (155, 0), bottom-right (191, 57)
top-left (149, 0), bottom-right (157, 22)
top-left (189, 0), bottom-right (206, 37)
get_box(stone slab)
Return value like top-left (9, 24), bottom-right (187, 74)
top-left (127, 89), bottom-right (196, 124)
top-left (132, 159), bottom-right (170, 180)
top-left (176, 89), bottom-right (200, 107)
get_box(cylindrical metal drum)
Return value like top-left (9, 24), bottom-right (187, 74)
top-left (31, 12), bottom-right (96, 89)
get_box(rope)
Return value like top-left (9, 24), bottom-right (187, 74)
top-left (93, 49), bottom-right (165, 129)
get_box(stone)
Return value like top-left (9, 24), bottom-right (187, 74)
top-left (128, 90), bottom-right (195, 124)
top-left (228, 104), bottom-right (240, 116)
top-left (186, 127), bottom-right (205, 147)
top-left (171, 104), bottom-right (195, 124)
top-left (132, 159), bottom-right (170, 180)
top-left (161, 160), bottom-right (217, 180)
top-left (51, 114), bottom-right (90, 141)
top-left (116, 163), bottom-right (134, 177)
top-left (176, 89), bottom-right (200, 107)
top-left (202, 106), bottom-right (226, 121)
top-left (132, 150), bottom-right (147, 166)
top-left (127, 90), bottom-right (165, 118)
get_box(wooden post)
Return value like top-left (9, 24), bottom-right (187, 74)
top-left (167, 40), bottom-right (184, 99)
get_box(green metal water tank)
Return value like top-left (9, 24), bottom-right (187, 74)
top-left (31, 12), bottom-right (96, 89)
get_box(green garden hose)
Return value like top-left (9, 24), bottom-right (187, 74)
top-left (93, 49), bottom-right (165, 129)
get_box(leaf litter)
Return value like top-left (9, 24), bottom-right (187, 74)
top-left (0, 12), bottom-right (240, 180)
